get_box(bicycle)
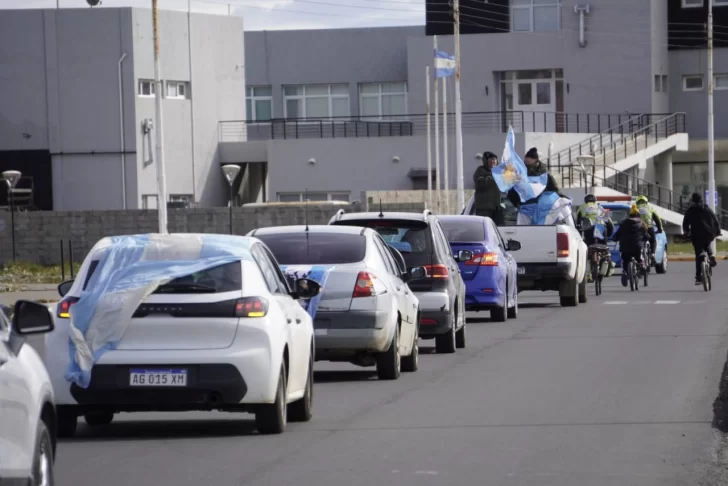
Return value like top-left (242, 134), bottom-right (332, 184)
top-left (588, 243), bottom-right (611, 296)
top-left (699, 250), bottom-right (713, 292)
top-left (623, 255), bottom-right (640, 292)
top-left (640, 239), bottom-right (651, 288)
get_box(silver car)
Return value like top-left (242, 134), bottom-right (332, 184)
top-left (248, 225), bottom-right (425, 380)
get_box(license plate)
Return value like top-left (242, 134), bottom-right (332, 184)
top-left (517, 267), bottom-right (525, 274)
top-left (129, 369), bottom-right (187, 387)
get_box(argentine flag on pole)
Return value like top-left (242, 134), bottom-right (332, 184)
top-left (491, 126), bottom-right (549, 203)
top-left (434, 50), bottom-right (455, 78)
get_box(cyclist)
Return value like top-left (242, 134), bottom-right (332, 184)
top-left (613, 204), bottom-right (647, 287)
top-left (635, 195), bottom-right (664, 264)
top-left (682, 192), bottom-right (721, 285)
top-left (577, 194), bottom-right (615, 280)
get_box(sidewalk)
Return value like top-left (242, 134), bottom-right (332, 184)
top-left (0, 283), bottom-right (59, 306)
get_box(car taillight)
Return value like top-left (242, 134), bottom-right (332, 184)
top-left (235, 297), bottom-right (268, 318)
top-left (465, 252), bottom-right (498, 266)
top-left (423, 264), bottom-right (449, 278)
top-left (57, 297), bottom-right (79, 319)
top-left (353, 271), bottom-right (381, 298)
top-left (557, 233), bottom-right (569, 258)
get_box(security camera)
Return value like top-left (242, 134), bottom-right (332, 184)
top-left (87, 0), bottom-right (101, 6)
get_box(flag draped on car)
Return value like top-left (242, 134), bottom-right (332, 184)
top-left (280, 265), bottom-right (335, 320)
top-left (491, 126), bottom-right (549, 203)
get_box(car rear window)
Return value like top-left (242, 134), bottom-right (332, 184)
top-left (154, 262), bottom-right (242, 293)
top-left (333, 219), bottom-right (432, 262)
top-left (256, 232), bottom-right (366, 265)
top-left (439, 220), bottom-right (486, 242)
top-left (606, 207), bottom-right (630, 223)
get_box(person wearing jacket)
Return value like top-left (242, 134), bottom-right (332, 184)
top-left (577, 193), bottom-right (615, 246)
top-left (682, 192), bottom-right (720, 285)
top-left (473, 151), bottom-right (504, 225)
top-left (634, 195), bottom-right (664, 264)
top-left (613, 204), bottom-right (647, 287)
top-left (506, 147), bottom-right (562, 211)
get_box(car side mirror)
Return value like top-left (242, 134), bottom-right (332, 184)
top-left (506, 239), bottom-right (522, 252)
top-left (455, 250), bottom-right (473, 262)
top-left (58, 280), bottom-right (74, 298)
top-left (407, 266), bottom-right (427, 282)
top-left (291, 278), bottom-right (321, 300)
top-left (12, 300), bottom-right (55, 336)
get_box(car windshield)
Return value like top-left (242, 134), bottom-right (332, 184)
top-left (439, 220), bottom-right (485, 242)
top-left (332, 219), bottom-right (432, 265)
top-left (256, 232), bottom-right (366, 265)
top-left (154, 262), bottom-right (242, 293)
top-left (607, 207), bottom-right (630, 223)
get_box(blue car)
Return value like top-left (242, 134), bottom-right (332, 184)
top-left (438, 215), bottom-right (521, 322)
top-left (602, 202), bottom-right (668, 274)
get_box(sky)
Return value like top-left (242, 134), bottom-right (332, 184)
top-left (3, 0), bottom-right (425, 31)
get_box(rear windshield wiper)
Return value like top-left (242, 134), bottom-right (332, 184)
top-left (155, 283), bottom-right (218, 293)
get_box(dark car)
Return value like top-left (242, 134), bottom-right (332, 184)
top-left (329, 209), bottom-right (471, 354)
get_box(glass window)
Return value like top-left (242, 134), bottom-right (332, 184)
top-left (439, 220), bottom-right (486, 242)
top-left (278, 193), bottom-right (301, 202)
top-left (246, 85), bottom-right (273, 122)
top-left (154, 262), bottom-right (242, 294)
top-left (518, 83), bottom-right (532, 105)
top-left (0, 306), bottom-right (9, 332)
top-left (331, 97), bottom-right (349, 117)
top-left (682, 0), bottom-right (703, 6)
top-left (252, 246), bottom-right (287, 294)
top-left (285, 99), bottom-right (302, 118)
top-left (716, 74), bottom-right (728, 90)
top-left (256, 233), bottom-right (367, 265)
top-left (360, 96), bottom-right (379, 117)
top-left (305, 97), bottom-right (329, 118)
top-left (654, 75), bottom-right (661, 93)
top-left (359, 82), bottom-right (407, 119)
top-left (283, 84), bottom-right (350, 118)
top-left (683, 75), bottom-right (704, 91)
top-left (511, 6), bottom-right (531, 31)
top-left (372, 236), bottom-right (399, 276)
top-left (512, 0), bottom-right (560, 32)
top-left (536, 82), bottom-right (551, 104)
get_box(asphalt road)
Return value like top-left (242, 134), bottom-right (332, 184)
top-left (53, 262), bottom-right (728, 486)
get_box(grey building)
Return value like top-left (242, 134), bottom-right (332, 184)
top-left (0, 7), bottom-right (244, 211)
top-left (229, 0), bottom-right (728, 209)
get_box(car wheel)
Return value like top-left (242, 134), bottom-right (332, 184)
top-left (507, 292), bottom-right (518, 319)
top-left (656, 251), bottom-right (668, 274)
top-left (559, 279), bottom-right (579, 307)
top-left (491, 293), bottom-right (508, 322)
top-left (56, 406), bottom-right (78, 439)
top-left (578, 274), bottom-right (588, 303)
top-left (288, 346), bottom-right (314, 422)
top-left (30, 419), bottom-right (55, 486)
top-left (455, 316), bottom-right (466, 349)
top-left (84, 412), bottom-right (114, 426)
top-left (255, 365), bottom-right (287, 434)
top-left (435, 312), bottom-right (457, 354)
top-left (377, 324), bottom-right (401, 379)
top-left (401, 317), bottom-right (419, 372)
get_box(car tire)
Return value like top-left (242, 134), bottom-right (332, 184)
top-left (56, 406), bottom-right (78, 439)
top-left (507, 292), bottom-right (518, 319)
top-left (578, 275), bottom-right (588, 303)
top-left (30, 419), bottom-right (55, 486)
top-left (401, 318), bottom-right (419, 372)
top-left (559, 278), bottom-right (579, 307)
top-left (656, 250), bottom-right (668, 274)
top-left (84, 412), bottom-right (114, 426)
top-left (288, 346), bottom-right (314, 423)
top-left (255, 365), bottom-right (287, 434)
top-left (491, 293), bottom-right (508, 322)
top-left (435, 313), bottom-right (457, 354)
top-left (455, 317), bottom-right (466, 349)
top-left (377, 325), bottom-right (401, 379)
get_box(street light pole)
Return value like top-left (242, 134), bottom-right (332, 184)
top-left (708, 0), bottom-right (717, 252)
top-left (2, 170), bottom-right (21, 262)
top-left (453, 0), bottom-right (466, 213)
top-left (222, 165), bottom-right (241, 235)
top-left (152, 0), bottom-right (168, 234)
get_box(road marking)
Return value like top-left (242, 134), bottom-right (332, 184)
top-left (604, 301), bottom-right (628, 305)
top-left (634, 301), bottom-right (652, 304)
top-left (655, 300), bottom-right (680, 304)
top-left (683, 300), bottom-right (706, 304)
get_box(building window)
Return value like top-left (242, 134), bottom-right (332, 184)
top-left (246, 86), bottom-right (273, 121)
top-left (682, 74), bottom-right (704, 91)
top-left (138, 80), bottom-right (156, 98)
top-left (681, 0), bottom-right (703, 6)
top-left (142, 194), bottom-right (158, 209)
top-left (359, 82), bottom-right (408, 119)
top-left (166, 81), bottom-right (189, 100)
top-left (283, 84), bottom-right (349, 119)
top-left (716, 74), bottom-right (728, 90)
top-left (654, 75), bottom-right (668, 93)
top-left (511, 0), bottom-right (561, 33)
top-left (715, 0), bottom-right (728, 5)
top-left (277, 192), bottom-right (349, 202)
top-left (662, 75), bottom-right (668, 92)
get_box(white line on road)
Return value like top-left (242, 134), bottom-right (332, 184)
top-left (604, 301), bottom-right (629, 305)
top-left (655, 300), bottom-right (680, 304)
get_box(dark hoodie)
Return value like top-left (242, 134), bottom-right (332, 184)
top-left (682, 194), bottom-right (721, 243)
top-left (506, 160), bottom-right (561, 208)
top-left (473, 164), bottom-right (502, 213)
top-left (613, 215), bottom-right (647, 254)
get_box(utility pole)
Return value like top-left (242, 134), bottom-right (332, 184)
top-left (453, 0), bottom-right (466, 213)
top-left (708, 0), bottom-right (716, 251)
top-left (153, 0), bottom-right (168, 234)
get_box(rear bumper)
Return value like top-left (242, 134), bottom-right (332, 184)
top-left (516, 261), bottom-right (572, 291)
top-left (464, 270), bottom-right (505, 310)
top-left (313, 310), bottom-right (391, 353)
top-left (416, 291), bottom-right (453, 336)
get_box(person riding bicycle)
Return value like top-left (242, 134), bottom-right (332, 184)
top-left (577, 194), bottom-right (615, 280)
top-left (613, 204), bottom-right (647, 287)
top-left (682, 192), bottom-right (721, 285)
top-left (635, 195), bottom-right (664, 264)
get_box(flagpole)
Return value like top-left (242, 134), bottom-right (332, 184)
top-left (426, 66), bottom-right (433, 210)
top-left (433, 35), bottom-right (441, 214)
top-left (453, 0), bottom-right (465, 213)
top-left (443, 76), bottom-right (450, 214)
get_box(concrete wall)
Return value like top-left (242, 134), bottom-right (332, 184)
top-left (669, 47), bottom-right (728, 140)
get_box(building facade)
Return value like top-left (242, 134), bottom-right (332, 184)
top-left (0, 7), bottom-right (244, 211)
top-left (233, 0), bottom-right (728, 207)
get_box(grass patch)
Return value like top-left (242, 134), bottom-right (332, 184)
top-left (668, 240), bottom-right (728, 254)
top-left (0, 260), bottom-right (81, 288)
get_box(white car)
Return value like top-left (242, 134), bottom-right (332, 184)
top-left (45, 233), bottom-right (320, 437)
top-left (1, 300), bottom-right (57, 486)
top-left (250, 225), bottom-right (425, 379)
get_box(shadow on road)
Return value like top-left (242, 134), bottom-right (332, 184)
top-left (313, 370), bottom-right (377, 383)
top-left (60, 418), bottom-right (258, 442)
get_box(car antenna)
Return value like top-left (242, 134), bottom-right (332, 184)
top-left (304, 188), bottom-right (310, 232)
top-left (378, 199), bottom-right (383, 218)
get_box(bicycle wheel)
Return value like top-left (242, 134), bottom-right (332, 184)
top-left (643, 262), bottom-right (649, 287)
top-left (703, 261), bottom-right (711, 292)
top-left (629, 262), bottom-right (636, 291)
top-left (592, 259), bottom-right (601, 296)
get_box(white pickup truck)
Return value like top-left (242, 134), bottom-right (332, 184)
top-left (462, 196), bottom-right (588, 306)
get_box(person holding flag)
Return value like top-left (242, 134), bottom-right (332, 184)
top-left (506, 147), bottom-right (562, 212)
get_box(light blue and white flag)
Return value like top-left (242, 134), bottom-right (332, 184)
top-left (434, 49), bottom-right (455, 78)
top-left (491, 126), bottom-right (549, 202)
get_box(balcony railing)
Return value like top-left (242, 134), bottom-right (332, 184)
top-left (218, 111), bottom-right (647, 142)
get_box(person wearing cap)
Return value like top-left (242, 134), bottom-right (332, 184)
top-left (473, 151), bottom-right (504, 225)
top-left (613, 204), bottom-right (648, 287)
top-left (682, 192), bottom-right (721, 285)
top-left (634, 195), bottom-right (664, 264)
top-left (506, 147), bottom-right (562, 210)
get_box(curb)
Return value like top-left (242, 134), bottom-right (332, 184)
top-left (669, 255), bottom-right (728, 261)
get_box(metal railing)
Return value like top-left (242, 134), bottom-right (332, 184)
top-left (218, 111), bottom-right (647, 142)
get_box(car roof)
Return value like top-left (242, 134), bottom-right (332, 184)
top-left (250, 225), bottom-right (369, 236)
top-left (437, 215), bottom-right (489, 224)
top-left (333, 211), bottom-right (432, 223)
